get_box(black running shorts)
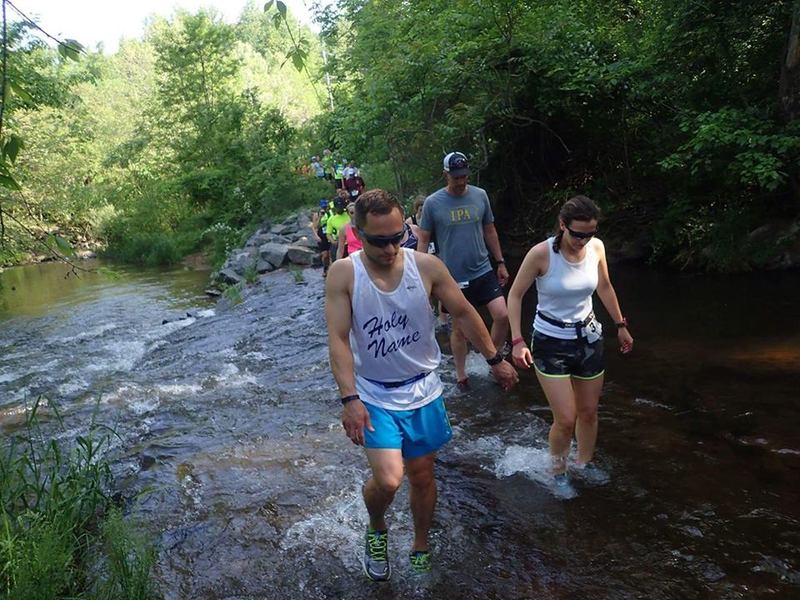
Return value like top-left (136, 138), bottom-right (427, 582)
top-left (317, 227), bottom-right (330, 252)
top-left (531, 330), bottom-right (604, 380)
top-left (443, 270), bottom-right (504, 313)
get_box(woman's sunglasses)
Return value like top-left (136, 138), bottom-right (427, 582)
top-left (357, 224), bottom-right (407, 248)
top-left (565, 225), bottom-right (598, 240)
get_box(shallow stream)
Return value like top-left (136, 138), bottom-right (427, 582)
top-left (1, 260), bottom-right (798, 598)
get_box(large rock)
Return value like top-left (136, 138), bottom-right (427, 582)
top-left (292, 227), bottom-right (319, 249)
top-left (256, 259), bottom-right (275, 274)
top-left (287, 245), bottom-right (317, 265)
top-left (226, 250), bottom-right (257, 274)
top-left (245, 233), bottom-right (273, 249)
top-left (259, 242), bottom-right (288, 267)
top-left (216, 268), bottom-right (243, 286)
top-left (270, 223), bottom-right (298, 236)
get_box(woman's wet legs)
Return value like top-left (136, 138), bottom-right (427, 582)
top-left (572, 374), bottom-right (604, 465)
top-left (535, 372), bottom-right (577, 474)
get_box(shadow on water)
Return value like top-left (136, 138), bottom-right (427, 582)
top-left (1, 261), bottom-right (799, 598)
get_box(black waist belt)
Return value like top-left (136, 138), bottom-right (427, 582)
top-left (537, 311), bottom-right (594, 339)
top-left (362, 372), bottom-right (430, 389)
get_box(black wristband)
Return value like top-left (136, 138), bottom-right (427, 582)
top-left (496, 259), bottom-right (505, 264)
top-left (341, 394), bottom-right (360, 405)
top-left (486, 351), bottom-right (504, 366)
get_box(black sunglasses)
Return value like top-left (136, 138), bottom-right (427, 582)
top-left (565, 225), bottom-right (598, 240)
top-left (357, 224), bottom-right (407, 248)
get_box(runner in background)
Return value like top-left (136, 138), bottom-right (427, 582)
top-left (417, 152), bottom-right (510, 388)
top-left (407, 195), bottom-right (449, 334)
top-left (334, 160), bottom-right (346, 190)
top-left (344, 168), bottom-right (366, 201)
top-left (311, 198), bottom-right (332, 277)
top-left (336, 202), bottom-right (363, 260)
top-left (327, 192), bottom-right (351, 261)
top-left (311, 156), bottom-right (325, 179)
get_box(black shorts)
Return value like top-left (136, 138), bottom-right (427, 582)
top-left (317, 228), bottom-right (330, 251)
top-left (443, 270), bottom-right (503, 313)
top-left (531, 331), bottom-right (604, 379)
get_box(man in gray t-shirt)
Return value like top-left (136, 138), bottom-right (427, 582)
top-left (417, 152), bottom-right (511, 387)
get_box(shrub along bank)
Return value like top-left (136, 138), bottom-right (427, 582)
top-left (0, 399), bottom-right (158, 599)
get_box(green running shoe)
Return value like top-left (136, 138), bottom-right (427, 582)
top-left (363, 528), bottom-right (390, 581)
top-left (409, 550), bottom-right (432, 573)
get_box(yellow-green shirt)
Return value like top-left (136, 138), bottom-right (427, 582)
top-left (327, 212), bottom-right (351, 242)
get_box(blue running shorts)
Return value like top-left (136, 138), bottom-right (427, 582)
top-left (363, 396), bottom-right (452, 459)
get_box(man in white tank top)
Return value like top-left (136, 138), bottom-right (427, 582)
top-left (326, 189), bottom-right (518, 580)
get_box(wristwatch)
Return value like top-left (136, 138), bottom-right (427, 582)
top-left (486, 351), bottom-right (504, 366)
top-left (615, 317), bottom-right (628, 329)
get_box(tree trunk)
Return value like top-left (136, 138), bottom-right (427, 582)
top-left (779, 0), bottom-right (800, 122)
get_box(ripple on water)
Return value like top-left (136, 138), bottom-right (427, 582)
top-left (155, 383), bottom-right (203, 396)
top-left (0, 370), bottom-right (20, 384)
top-left (209, 363), bottom-right (257, 388)
top-left (85, 340), bottom-right (147, 373)
top-left (752, 554), bottom-right (800, 585)
top-left (281, 476), bottom-right (366, 561)
top-left (58, 322), bottom-right (118, 343)
top-left (57, 376), bottom-right (90, 397)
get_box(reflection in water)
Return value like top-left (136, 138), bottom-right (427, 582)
top-left (0, 262), bottom-right (799, 598)
top-left (728, 341), bottom-right (800, 371)
top-left (0, 259), bottom-right (210, 318)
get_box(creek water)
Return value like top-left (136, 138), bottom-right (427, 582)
top-left (0, 259), bottom-right (799, 599)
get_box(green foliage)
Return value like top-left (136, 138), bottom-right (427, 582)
top-left (289, 264), bottom-right (304, 283)
top-left (3, 0), bottom-right (797, 271)
top-left (660, 108), bottom-right (800, 192)
top-left (101, 224), bottom-right (181, 267)
top-left (0, 397), bottom-right (158, 599)
top-left (2, 4), bottom-right (323, 268)
top-left (243, 264), bottom-right (259, 284)
top-left (222, 282), bottom-right (243, 304)
top-left (92, 509), bottom-right (158, 600)
top-left (315, 0), bottom-right (799, 269)
top-left (203, 222), bottom-right (243, 268)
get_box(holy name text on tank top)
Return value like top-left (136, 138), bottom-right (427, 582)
top-left (362, 310), bottom-right (421, 359)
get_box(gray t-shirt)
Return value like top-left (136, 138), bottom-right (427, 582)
top-left (420, 185), bottom-right (494, 282)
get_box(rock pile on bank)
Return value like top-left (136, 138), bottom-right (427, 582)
top-left (212, 211), bottom-right (320, 286)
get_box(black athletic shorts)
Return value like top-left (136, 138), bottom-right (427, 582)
top-left (317, 227), bottom-right (330, 252)
top-left (531, 330), bottom-right (604, 380)
top-left (443, 269), bottom-right (504, 313)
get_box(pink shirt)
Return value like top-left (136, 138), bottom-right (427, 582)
top-left (345, 223), bottom-right (363, 254)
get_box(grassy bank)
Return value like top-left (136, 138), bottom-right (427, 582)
top-left (0, 398), bottom-right (158, 599)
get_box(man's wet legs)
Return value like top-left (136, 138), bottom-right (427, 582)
top-left (364, 449), bottom-right (403, 529)
top-left (405, 452), bottom-right (437, 552)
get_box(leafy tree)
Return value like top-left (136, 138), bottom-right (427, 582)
top-left (317, 0), bottom-right (800, 270)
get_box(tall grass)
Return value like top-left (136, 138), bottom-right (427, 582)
top-left (0, 397), bottom-right (159, 599)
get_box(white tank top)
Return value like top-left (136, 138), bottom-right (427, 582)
top-left (350, 248), bottom-right (443, 410)
top-left (533, 237), bottom-right (600, 339)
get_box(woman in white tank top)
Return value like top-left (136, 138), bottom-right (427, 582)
top-left (507, 196), bottom-right (634, 487)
